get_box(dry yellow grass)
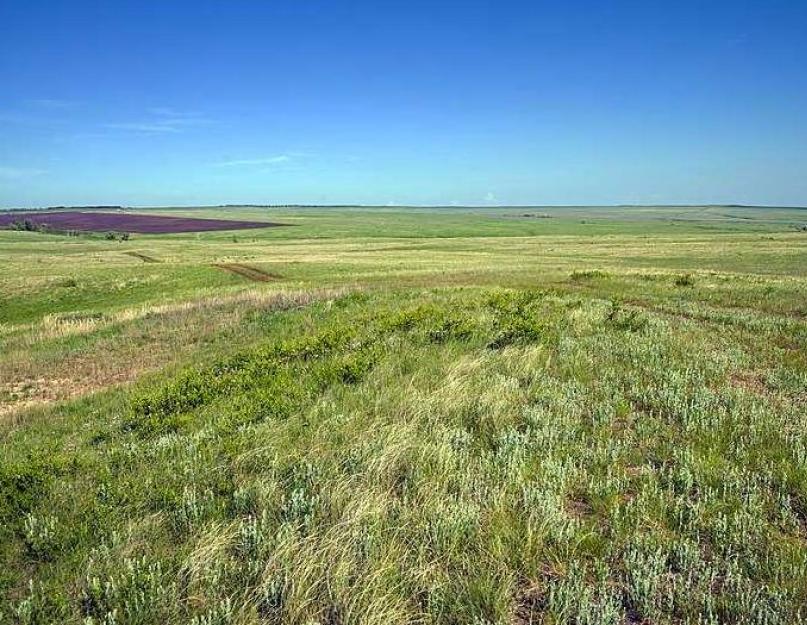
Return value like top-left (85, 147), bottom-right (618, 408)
top-left (0, 288), bottom-right (352, 416)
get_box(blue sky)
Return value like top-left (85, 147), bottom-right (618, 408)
top-left (1, 0), bottom-right (806, 207)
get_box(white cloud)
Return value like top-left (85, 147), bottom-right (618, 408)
top-left (214, 155), bottom-right (292, 167)
top-left (0, 166), bottom-right (46, 180)
top-left (484, 192), bottom-right (498, 203)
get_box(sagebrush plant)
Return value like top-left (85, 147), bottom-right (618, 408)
top-left (1, 282), bottom-right (806, 624)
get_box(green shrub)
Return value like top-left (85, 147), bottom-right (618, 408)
top-left (130, 370), bottom-right (214, 422)
top-left (605, 301), bottom-right (649, 332)
top-left (429, 316), bottom-right (477, 343)
top-left (380, 304), bottom-right (442, 332)
top-left (674, 273), bottom-right (696, 287)
top-left (323, 349), bottom-right (378, 385)
top-left (0, 463), bottom-right (51, 525)
top-left (488, 319), bottom-right (543, 349)
top-left (486, 294), bottom-right (545, 348)
top-left (8, 218), bottom-right (42, 232)
top-left (485, 289), bottom-right (541, 315)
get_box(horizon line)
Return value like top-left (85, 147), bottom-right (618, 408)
top-left (3, 203), bottom-right (807, 211)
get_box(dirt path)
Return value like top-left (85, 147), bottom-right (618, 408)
top-left (212, 262), bottom-right (280, 282)
top-left (125, 251), bottom-right (161, 263)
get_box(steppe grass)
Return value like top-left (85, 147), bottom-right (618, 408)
top-left (2, 286), bottom-right (806, 624)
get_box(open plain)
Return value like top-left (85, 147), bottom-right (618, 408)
top-left (1, 205), bottom-right (806, 624)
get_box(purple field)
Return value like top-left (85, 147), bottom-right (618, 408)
top-left (0, 210), bottom-right (281, 234)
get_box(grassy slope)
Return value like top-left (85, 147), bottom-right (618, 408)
top-left (1, 206), bottom-right (806, 624)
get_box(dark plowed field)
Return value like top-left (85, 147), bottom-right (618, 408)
top-left (0, 211), bottom-right (281, 234)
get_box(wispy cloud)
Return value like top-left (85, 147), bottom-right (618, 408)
top-left (103, 122), bottom-right (183, 134)
top-left (104, 109), bottom-right (212, 135)
top-left (214, 155), bottom-right (293, 167)
top-left (147, 107), bottom-right (199, 118)
top-left (0, 166), bottom-right (47, 180)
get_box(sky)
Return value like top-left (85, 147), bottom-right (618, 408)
top-left (1, 0), bottom-right (806, 207)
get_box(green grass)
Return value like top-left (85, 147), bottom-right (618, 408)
top-left (1, 206), bottom-right (806, 624)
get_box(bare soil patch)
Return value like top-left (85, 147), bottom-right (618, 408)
top-left (729, 371), bottom-right (768, 394)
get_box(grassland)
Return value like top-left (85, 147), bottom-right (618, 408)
top-left (1, 205), bottom-right (806, 624)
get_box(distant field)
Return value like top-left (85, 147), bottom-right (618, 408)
top-left (1, 205), bottom-right (806, 624)
top-left (0, 210), bottom-right (281, 234)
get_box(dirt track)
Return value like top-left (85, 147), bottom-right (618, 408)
top-left (125, 251), bottom-right (161, 263)
top-left (212, 263), bottom-right (280, 282)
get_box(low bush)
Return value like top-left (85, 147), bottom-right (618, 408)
top-left (674, 273), bottom-right (696, 287)
top-left (605, 301), bottom-right (649, 332)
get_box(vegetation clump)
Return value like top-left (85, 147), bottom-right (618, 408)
top-left (674, 273), bottom-right (696, 287)
top-left (571, 269), bottom-right (609, 280)
top-left (104, 231), bottom-right (130, 241)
